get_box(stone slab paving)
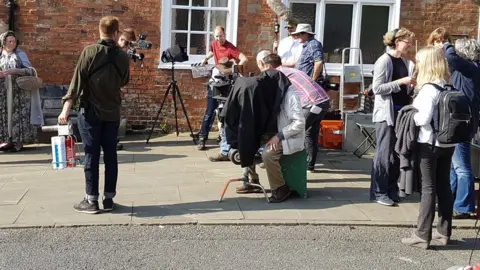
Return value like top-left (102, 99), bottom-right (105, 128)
top-left (0, 133), bottom-right (477, 229)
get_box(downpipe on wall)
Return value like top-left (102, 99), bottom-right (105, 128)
top-left (6, 0), bottom-right (17, 31)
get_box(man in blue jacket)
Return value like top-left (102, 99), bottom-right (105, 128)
top-left (438, 38), bottom-right (480, 219)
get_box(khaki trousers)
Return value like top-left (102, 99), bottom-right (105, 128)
top-left (262, 144), bottom-right (284, 190)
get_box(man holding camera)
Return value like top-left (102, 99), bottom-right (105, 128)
top-left (58, 16), bottom-right (130, 214)
top-left (115, 28), bottom-right (136, 151)
top-left (196, 25), bottom-right (248, 152)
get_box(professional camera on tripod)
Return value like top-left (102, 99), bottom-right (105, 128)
top-left (146, 44), bottom-right (197, 145)
top-left (127, 34), bottom-right (153, 62)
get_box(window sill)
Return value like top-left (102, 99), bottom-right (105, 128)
top-left (158, 63), bottom-right (216, 70)
top-left (157, 63), bottom-right (375, 77)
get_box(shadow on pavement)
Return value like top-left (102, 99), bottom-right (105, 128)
top-left (108, 187), bottom-right (376, 219)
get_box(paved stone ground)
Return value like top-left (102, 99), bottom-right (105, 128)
top-left (0, 133), bottom-right (477, 228)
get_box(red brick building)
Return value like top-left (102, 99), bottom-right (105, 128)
top-left (1, 0), bottom-right (478, 131)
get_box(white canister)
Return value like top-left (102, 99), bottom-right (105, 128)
top-left (51, 136), bottom-right (67, 170)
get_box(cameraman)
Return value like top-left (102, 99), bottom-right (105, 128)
top-left (196, 25), bottom-right (247, 150)
top-left (118, 28), bottom-right (136, 51)
top-left (115, 28), bottom-right (136, 150)
top-left (58, 16), bottom-right (130, 214)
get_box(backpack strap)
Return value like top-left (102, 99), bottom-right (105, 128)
top-left (80, 45), bottom-right (123, 110)
top-left (423, 83), bottom-right (445, 149)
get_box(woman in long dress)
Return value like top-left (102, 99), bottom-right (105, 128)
top-left (0, 31), bottom-right (42, 152)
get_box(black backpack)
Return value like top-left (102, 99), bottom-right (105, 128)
top-left (428, 83), bottom-right (472, 144)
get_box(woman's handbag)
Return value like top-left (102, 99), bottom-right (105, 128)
top-left (16, 68), bottom-right (43, 91)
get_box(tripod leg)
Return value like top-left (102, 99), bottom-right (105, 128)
top-left (175, 84), bottom-right (197, 145)
top-left (146, 83), bottom-right (172, 144)
top-left (172, 83), bottom-right (179, 137)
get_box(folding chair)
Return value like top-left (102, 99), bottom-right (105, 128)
top-left (353, 123), bottom-right (376, 158)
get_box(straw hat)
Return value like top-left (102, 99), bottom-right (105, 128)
top-left (291, 24), bottom-right (315, 35)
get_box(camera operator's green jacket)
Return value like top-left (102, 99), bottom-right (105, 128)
top-left (63, 38), bottom-right (130, 121)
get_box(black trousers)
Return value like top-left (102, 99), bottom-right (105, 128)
top-left (370, 121), bottom-right (400, 200)
top-left (304, 101), bottom-right (330, 169)
top-left (416, 143), bottom-right (454, 241)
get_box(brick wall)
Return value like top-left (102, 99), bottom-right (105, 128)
top-left (1, 0), bottom-right (478, 131)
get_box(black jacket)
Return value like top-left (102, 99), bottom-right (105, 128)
top-left (394, 105), bottom-right (420, 197)
top-left (221, 70), bottom-right (290, 167)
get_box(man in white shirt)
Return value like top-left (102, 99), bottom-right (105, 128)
top-left (273, 18), bottom-right (303, 68)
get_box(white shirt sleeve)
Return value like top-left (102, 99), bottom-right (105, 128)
top-left (413, 84), bottom-right (440, 126)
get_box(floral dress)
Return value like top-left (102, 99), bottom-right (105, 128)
top-left (0, 50), bottom-right (38, 145)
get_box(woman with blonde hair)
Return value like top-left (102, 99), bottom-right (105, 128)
top-left (370, 28), bottom-right (416, 206)
top-left (401, 46), bottom-right (456, 249)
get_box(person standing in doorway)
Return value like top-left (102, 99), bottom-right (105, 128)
top-left (273, 18), bottom-right (303, 68)
top-left (292, 24), bottom-right (324, 82)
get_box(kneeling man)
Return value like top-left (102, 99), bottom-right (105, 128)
top-left (258, 52), bottom-right (306, 202)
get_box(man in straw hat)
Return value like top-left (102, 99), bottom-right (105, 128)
top-left (292, 23), bottom-right (324, 82)
top-left (273, 18), bottom-right (303, 68)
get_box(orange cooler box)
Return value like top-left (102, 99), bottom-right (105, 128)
top-left (319, 120), bottom-right (344, 149)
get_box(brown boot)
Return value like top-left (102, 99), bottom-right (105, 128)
top-left (236, 179), bottom-right (263, 194)
top-left (209, 153), bottom-right (229, 162)
top-left (269, 185), bottom-right (292, 203)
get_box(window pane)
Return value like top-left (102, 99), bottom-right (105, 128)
top-left (173, 0), bottom-right (189, 5)
top-left (360, 6), bottom-right (390, 64)
top-left (290, 3), bottom-right (316, 32)
top-left (172, 33), bottom-right (188, 48)
top-left (192, 0), bottom-right (207, 7)
top-left (323, 4), bottom-right (353, 63)
top-left (210, 11), bottom-right (227, 32)
top-left (211, 0), bottom-right (228, 7)
top-left (172, 9), bottom-right (189, 30)
top-left (190, 34), bottom-right (207, 54)
top-left (191, 10), bottom-right (207, 31)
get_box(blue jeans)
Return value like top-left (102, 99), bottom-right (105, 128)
top-left (77, 108), bottom-right (120, 201)
top-left (450, 142), bottom-right (476, 213)
top-left (219, 125), bottom-right (230, 156)
top-left (199, 86), bottom-right (218, 139)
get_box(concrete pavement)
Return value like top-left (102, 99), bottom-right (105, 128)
top-left (0, 133), bottom-right (477, 228)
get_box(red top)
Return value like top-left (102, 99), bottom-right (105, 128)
top-left (210, 40), bottom-right (241, 64)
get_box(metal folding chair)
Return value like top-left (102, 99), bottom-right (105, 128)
top-left (353, 123), bottom-right (376, 158)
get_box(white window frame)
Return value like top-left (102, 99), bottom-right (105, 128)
top-left (282, 0), bottom-right (401, 77)
top-left (159, 0), bottom-right (239, 70)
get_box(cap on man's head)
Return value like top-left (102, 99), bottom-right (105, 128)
top-left (286, 18), bottom-right (299, 28)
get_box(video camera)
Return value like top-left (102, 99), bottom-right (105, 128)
top-left (161, 44), bottom-right (189, 63)
top-left (211, 65), bottom-right (242, 101)
top-left (127, 34), bottom-right (153, 62)
top-left (316, 75), bottom-right (340, 91)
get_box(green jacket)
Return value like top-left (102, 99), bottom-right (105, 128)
top-left (63, 38), bottom-right (130, 121)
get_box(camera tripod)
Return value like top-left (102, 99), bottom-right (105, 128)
top-left (146, 62), bottom-right (197, 145)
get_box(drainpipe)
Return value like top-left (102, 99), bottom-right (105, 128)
top-left (6, 0), bottom-right (16, 31)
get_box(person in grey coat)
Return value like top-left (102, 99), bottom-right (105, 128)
top-left (370, 28), bottom-right (416, 206)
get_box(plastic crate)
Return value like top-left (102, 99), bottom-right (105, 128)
top-left (319, 120), bottom-right (344, 149)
